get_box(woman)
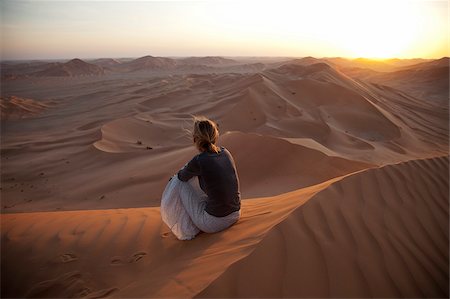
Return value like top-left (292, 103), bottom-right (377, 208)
top-left (162, 116), bottom-right (241, 239)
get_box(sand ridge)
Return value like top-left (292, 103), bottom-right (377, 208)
top-left (198, 155), bottom-right (449, 298)
top-left (2, 156), bottom-right (448, 298)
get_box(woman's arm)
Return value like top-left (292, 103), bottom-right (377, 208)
top-left (177, 155), bottom-right (201, 181)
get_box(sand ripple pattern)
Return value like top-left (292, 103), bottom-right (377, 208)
top-left (198, 156), bottom-right (449, 298)
top-left (2, 156), bottom-right (448, 298)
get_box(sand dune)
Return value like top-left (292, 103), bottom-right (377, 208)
top-left (178, 56), bottom-right (237, 66)
top-left (384, 58), bottom-right (430, 68)
top-left (198, 156), bottom-right (449, 298)
top-left (325, 57), bottom-right (430, 72)
top-left (336, 57), bottom-right (449, 103)
top-left (2, 156), bottom-right (447, 298)
top-left (33, 58), bottom-right (105, 77)
top-left (1, 59), bottom-right (447, 212)
top-left (219, 132), bottom-right (373, 197)
top-left (0, 96), bottom-right (55, 120)
top-left (118, 55), bottom-right (179, 72)
top-left (322, 58), bottom-right (446, 97)
top-left (363, 58), bottom-right (449, 103)
top-left (120, 56), bottom-right (265, 74)
top-left (1, 61), bottom-right (60, 77)
top-left (89, 58), bottom-right (122, 68)
top-left (1, 56), bottom-right (448, 297)
top-left (397, 56), bottom-right (449, 71)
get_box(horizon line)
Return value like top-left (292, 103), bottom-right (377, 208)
top-left (1, 55), bottom-right (448, 62)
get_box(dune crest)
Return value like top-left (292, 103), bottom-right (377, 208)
top-left (2, 156), bottom-right (447, 298)
top-left (198, 155), bottom-right (449, 298)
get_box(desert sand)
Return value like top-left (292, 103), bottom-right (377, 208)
top-left (1, 56), bottom-right (449, 298)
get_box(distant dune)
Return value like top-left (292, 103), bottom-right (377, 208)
top-left (0, 96), bottom-right (54, 120)
top-left (89, 58), bottom-right (122, 68)
top-left (1, 61), bottom-right (60, 76)
top-left (119, 55), bottom-right (178, 72)
top-left (179, 56), bottom-right (238, 65)
top-left (383, 57), bottom-right (430, 67)
top-left (321, 57), bottom-right (449, 102)
top-left (2, 58), bottom-right (447, 212)
top-left (397, 56), bottom-right (449, 70)
top-left (325, 57), bottom-right (419, 72)
top-left (286, 56), bottom-right (328, 66)
top-left (32, 58), bottom-right (105, 77)
top-left (363, 57), bottom-right (449, 102)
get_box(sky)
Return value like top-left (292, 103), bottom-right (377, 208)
top-left (0, 0), bottom-right (448, 60)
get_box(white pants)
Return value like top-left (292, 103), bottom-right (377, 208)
top-left (161, 175), bottom-right (240, 240)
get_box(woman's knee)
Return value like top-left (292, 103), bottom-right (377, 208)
top-left (199, 216), bottom-right (239, 234)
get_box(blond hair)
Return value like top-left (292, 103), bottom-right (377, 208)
top-left (192, 116), bottom-right (220, 153)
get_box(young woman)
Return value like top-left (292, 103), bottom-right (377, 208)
top-left (161, 117), bottom-right (241, 240)
top-left (175, 116), bottom-right (241, 235)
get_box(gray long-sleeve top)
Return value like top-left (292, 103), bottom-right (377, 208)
top-left (177, 147), bottom-right (241, 217)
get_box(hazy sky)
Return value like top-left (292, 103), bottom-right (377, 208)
top-left (1, 0), bottom-right (448, 60)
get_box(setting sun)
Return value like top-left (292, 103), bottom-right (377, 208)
top-left (332, 0), bottom-right (445, 58)
top-left (327, 1), bottom-right (418, 58)
top-left (207, 0), bottom-right (446, 59)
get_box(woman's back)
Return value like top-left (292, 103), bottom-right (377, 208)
top-left (163, 116), bottom-right (241, 239)
top-left (178, 146), bottom-right (240, 217)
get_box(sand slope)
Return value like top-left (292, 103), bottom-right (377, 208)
top-left (219, 131), bottom-right (373, 197)
top-left (0, 96), bottom-right (55, 120)
top-left (198, 155), bottom-right (449, 298)
top-left (1, 60), bottom-right (448, 212)
top-left (2, 156), bottom-right (448, 298)
top-left (353, 57), bottom-right (449, 103)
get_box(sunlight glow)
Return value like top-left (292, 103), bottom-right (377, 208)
top-left (0, 0), bottom-right (447, 60)
top-left (205, 0), bottom-right (446, 59)
top-left (335, 1), bottom-right (417, 58)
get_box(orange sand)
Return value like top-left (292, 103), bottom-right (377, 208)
top-left (1, 56), bottom-right (448, 297)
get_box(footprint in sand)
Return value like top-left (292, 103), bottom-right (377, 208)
top-left (110, 252), bottom-right (147, 265)
top-left (60, 253), bottom-right (78, 263)
top-left (110, 257), bottom-right (123, 265)
top-left (129, 252), bottom-right (147, 263)
top-left (161, 231), bottom-right (171, 238)
top-left (86, 287), bottom-right (119, 298)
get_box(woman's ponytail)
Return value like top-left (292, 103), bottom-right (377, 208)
top-left (192, 117), bottom-right (220, 153)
